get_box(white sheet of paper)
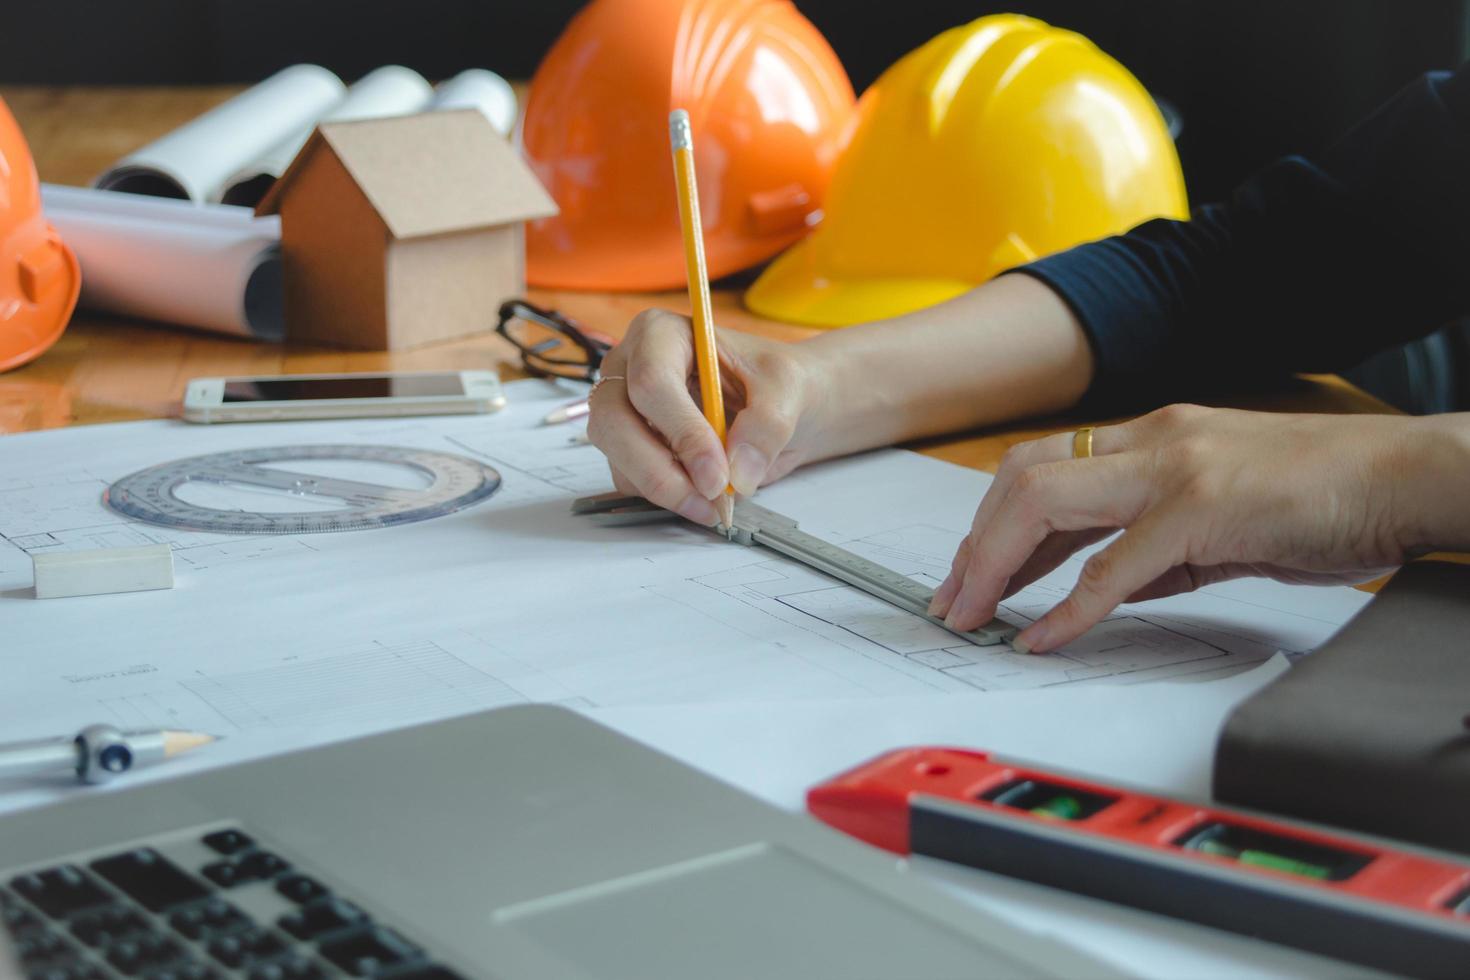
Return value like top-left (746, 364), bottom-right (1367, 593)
top-left (587, 659), bottom-right (1290, 812)
top-left (0, 379), bottom-right (1376, 975)
top-left (0, 378), bottom-right (1368, 744)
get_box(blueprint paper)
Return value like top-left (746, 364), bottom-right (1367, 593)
top-left (219, 66), bottom-right (435, 207)
top-left (0, 378), bottom-right (1367, 712)
top-left (590, 658), bottom-right (1293, 814)
top-left (42, 184), bottom-right (282, 340)
top-left (93, 65), bottom-right (345, 204)
top-left (0, 377), bottom-right (1369, 810)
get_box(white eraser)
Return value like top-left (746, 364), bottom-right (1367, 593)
top-left (32, 544), bottom-right (175, 599)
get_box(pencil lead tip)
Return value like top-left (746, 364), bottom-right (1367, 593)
top-left (162, 730), bottom-right (218, 757)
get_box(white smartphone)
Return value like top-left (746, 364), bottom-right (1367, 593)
top-left (181, 370), bottom-right (506, 423)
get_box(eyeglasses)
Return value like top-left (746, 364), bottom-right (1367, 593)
top-left (495, 300), bottom-right (612, 383)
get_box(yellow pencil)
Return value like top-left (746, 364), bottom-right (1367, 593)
top-left (669, 108), bottom-right (735, 533)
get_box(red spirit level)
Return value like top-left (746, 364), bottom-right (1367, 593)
top-left (809, 747), bottom-right (1470, 979)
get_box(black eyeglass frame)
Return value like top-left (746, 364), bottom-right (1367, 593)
top-left (495, 299), bottom-right (611, 383)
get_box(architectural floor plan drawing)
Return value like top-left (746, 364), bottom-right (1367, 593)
top-left (97, 639), bottom-right (531, 733)
top-left (0, 471), bottom-right (317, 573)
top-left (446, 426), bottom-right (615, 499)
top-left (1, 379), bottom-right (1373, 817)
top-left (685, 526), bottom-right (1283, 691)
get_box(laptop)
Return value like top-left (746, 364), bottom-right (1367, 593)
top-left (0, 706), bottom-right (1118, 979)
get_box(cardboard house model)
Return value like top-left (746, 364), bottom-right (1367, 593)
top-left (257, 108), bottom-right (557, 350)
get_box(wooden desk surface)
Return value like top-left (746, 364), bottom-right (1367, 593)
top-left (1, 84), bottom-right (1398, 475)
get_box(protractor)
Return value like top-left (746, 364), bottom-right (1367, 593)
top-left (104, 444), bottom-right (501, 534)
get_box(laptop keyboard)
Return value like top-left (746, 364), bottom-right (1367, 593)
top-left (2, 827), bottom-right (466, 980)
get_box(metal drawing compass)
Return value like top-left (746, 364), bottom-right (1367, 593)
top-left (105, 445), bottom-right (501, 534)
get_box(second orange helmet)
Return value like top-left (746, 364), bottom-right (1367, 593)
top-left (0, 97), bottom-right (80, 374)
top-left (523, 0), bottom-right (855, 292)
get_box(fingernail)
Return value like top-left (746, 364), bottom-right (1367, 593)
top-left (728, 444), bottom-right (769, 497)
top-left (1014, 625), bottom-right (1047, 654)
top-left (686, 454), bottom-right (727, 501)
top-left (944, 593), bottom-right (975, 630)
top-left (675, 493), bottom-right (719, 526)
top-left (928, 574), bottom-right (959, 617)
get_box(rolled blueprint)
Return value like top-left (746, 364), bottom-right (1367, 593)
top-left (429, 69), bottom-right (517, 135)
top-left (219, 65), bottom-right (435, 207)
top-left (42, 184), bottom-right (283, 341)
top-left (94, 65), bottom-right (344, 204)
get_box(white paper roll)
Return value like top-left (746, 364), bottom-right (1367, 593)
top-left (429, 69), bottom-right (517, 135)
top-left (94, 64), bottom-right (345, 204)
top-left (219, 65), bottom-right (436, 207)
top-left (43, 184), bottom-right (283, 341)
top-left (44, 183), bottom-right (275, 230)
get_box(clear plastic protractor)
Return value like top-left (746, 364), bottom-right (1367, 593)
top-left (104, 444), bottom-right (501, 534)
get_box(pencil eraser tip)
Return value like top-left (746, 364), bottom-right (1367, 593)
top-left (669, 110), bottom-right (692, 148)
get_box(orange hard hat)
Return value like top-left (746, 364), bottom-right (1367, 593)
top-left (523, 0), bottom-right (856, 291)
top-left (0, 97), bottom-right (79, 373)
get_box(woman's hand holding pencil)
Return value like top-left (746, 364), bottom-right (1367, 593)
top-left (588, 109), bottom-right (832, 527)
top-left (587, 311), bottom-right (828, 524)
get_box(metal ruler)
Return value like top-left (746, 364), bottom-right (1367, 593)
top-left (106, 445), bottom-right (501, 534)
top-left (573, 493), bottom-right (1017, 648)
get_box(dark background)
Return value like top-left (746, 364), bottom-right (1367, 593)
top-left (6, 0), bottom-right (1470, 409)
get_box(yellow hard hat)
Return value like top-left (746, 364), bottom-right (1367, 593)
top-left (745, 14), bottom-right (1188, 328)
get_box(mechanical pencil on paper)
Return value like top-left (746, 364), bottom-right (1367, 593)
top-left (0, 725), bottom-right (217, 786)
top-left (669, 108), bottom-right (735, 536)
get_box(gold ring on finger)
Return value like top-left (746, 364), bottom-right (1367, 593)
top-left (1072, 426), bottom-right (1095, 459)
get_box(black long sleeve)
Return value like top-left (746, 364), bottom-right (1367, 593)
top-left (1015, 63), bottom-right (1470, 413)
